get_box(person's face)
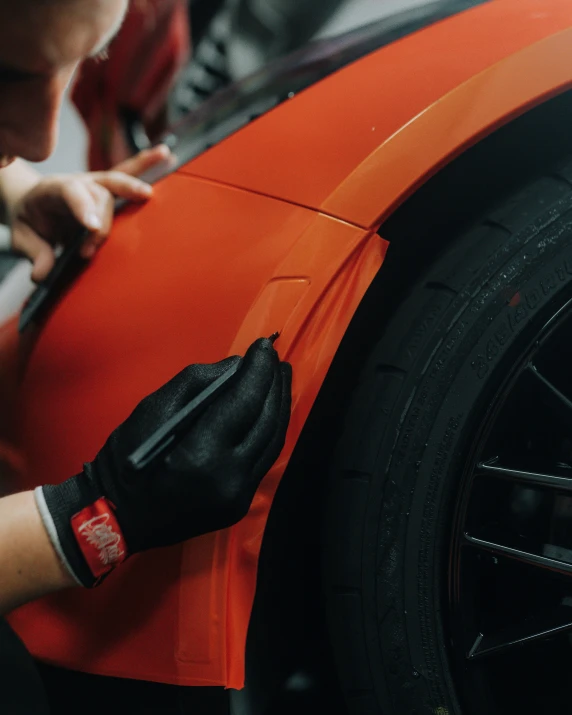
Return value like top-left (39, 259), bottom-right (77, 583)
top-left (0, 0), bottom-right (128, 167)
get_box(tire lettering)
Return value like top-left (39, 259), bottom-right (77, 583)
top-left (471, 356), bottom-right (488, 379)
top-left (525, 288), bottom-right (540, 310)
top-left (541, 274), bottom-right (557, 295)
top-left (494, 323), bottom-right (510, 346)
top-left (486, 339), bottom-right (499, 361)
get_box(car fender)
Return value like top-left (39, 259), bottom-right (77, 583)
top-left (5, 0), bottom-right (572, 691)
top-left (4, 177), bottom-right (385, 688)
top-left (185, 0), bottom-right (572, 229)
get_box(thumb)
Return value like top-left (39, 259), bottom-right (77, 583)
top-left (11, 221), bottom-right (55, 282)
top-left (112, 145), bottom-right (173, 177)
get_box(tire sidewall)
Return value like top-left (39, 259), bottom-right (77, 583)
top-left (358, 205), bottom-right (572, 713)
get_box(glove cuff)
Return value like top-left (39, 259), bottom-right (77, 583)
top-left (36, 475), bottom-right (129, 588)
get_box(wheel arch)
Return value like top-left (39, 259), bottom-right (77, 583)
top-left (243, 86), bottom-right (572, 712)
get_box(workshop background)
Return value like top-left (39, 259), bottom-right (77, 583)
top-left (37, 0), bottom-right (428, 175)
top-left (0, 0), bottom-right (429, 320)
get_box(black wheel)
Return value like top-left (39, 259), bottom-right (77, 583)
top-left (322, 160), bottom-right (572, 715)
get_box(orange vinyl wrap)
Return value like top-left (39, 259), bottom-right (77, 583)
top-left (184, 0), bottom-right (572, 228)
top-left (5, 175), bottom-right (385, 686)
top-left (3, 0), bottom-right (572, 689)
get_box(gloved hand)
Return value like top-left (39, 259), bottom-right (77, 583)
top-left (35, 338), bottom-right (292, 587)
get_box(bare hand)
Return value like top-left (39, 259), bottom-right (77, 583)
top-left (9, 145), bottom-right (172, 282)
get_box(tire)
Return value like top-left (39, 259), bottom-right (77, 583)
top-left (322, 160), bottom-right (572, 715)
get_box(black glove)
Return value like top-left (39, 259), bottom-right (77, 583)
top-left (35, 338), bottom-right (292, 587)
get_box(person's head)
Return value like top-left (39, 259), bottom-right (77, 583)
top-left (0, 0), bottom-right (128, 167)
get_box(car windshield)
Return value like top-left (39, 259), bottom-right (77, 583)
top-left (146, 0), bottom-right (486, 180)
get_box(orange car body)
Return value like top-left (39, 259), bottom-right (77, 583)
top-left (3, 0), bottom-right (572, 689)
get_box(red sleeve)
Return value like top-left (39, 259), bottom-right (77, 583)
top-left (72, 0), bottom-right (190, 170)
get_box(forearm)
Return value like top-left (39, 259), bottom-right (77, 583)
top-left (0, 491), bottom-right (76, 614)
top-left (0, 160), bottom-right (41, 223)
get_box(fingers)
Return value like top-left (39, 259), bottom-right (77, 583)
top-left (236, 360), bottom-right (292, 471)
top-left (195, 338), bottom-right (281, 447)
top-left (59, 178), bottom-right (104, 233)
top-left (55, 180), bottom-right (113, 259)
top-left (85, 148), bottom-right (172, 231)
top-left (8, 154), bottom-right (164, 275)
top-left (79, 183), bottom-right (114, 259)
top-left (11, 221), bottom-right (55, 282)
top-left (133, 356), bottom-right (242, 426)
top-left (57, 169), bottom-right (152, 256)
top-left (9, 177), bottom-right (104, 278)
top-left (111, 145), bottom-right (173, 177)
top-left (90, 171), bottom-right (153, 203)
top-left (161, 356), bottom-right (242, 410)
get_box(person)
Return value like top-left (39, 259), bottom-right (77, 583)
top-left (72, 0), bottom-right (191, 169)
top-left (0, 0), bottom-right (292, 710)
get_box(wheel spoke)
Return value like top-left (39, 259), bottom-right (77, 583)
top-left (447, 294), bottom-right (572, 709)
top-left (526, 363), bottom-right (572, 428)
top-left (467, 607), bottom-right (572, 660)
top-left (463, 534), bottom-right (572, 575)
top-left (476, 461), bottom-right (572, 493)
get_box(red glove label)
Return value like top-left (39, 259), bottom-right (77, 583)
top-left (71, 498), bottom-right (128, 579)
